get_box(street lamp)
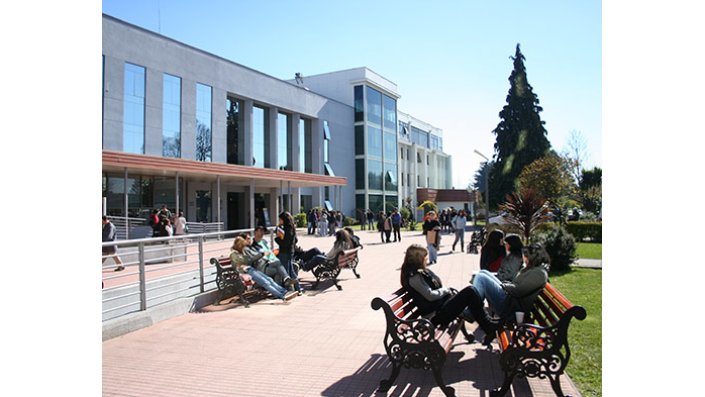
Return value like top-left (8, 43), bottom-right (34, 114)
top-left (474, 150), bottom-right (490, 227)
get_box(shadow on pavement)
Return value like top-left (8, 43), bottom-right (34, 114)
top-left (320, 350), bottom-right (534, 397)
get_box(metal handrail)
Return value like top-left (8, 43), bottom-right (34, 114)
top-left (102, 226), bottom-right (277, 321)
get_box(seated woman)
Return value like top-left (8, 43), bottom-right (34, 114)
top-left (471, 243), bottom-right (550, 321)
top-left (401, 244), bottom-right (498, 342)
top-left (480, 229), bottom-right (505, 271)
top-left (343, 227), bottom-right (363, 249)
top-left (230, 236), bottom-right (296, 301)
top-left (495, 234), bottom-right (524, 281)
top-left (299, 229), bottom-right (353, 272)
top-left (238, 232), bottom-right (295, 290)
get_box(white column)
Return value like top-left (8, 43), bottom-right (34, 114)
top-left (216, 175), bottom-right (221, 228)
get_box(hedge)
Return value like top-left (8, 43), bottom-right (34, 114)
top-left (565, 221), bottom-right (602, 242)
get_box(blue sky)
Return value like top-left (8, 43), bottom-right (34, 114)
top-left (102, 0), bottom-right (602, 188)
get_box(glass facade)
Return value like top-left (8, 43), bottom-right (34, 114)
top-left (383, 131), bottom-right (396, 161)
top-left (123, 63), bottom-right (145, 154)
top-left (366, 86), bottom-right (382, 125)
top-left (226, 97), bottom-right (244, 165)
top-left (277, 113), bottom-right (290, 170)
top-left (385, 164), bottom-right (398, 191)
top-left (355, 125), bottom-right (364, 156)
top-left (354, 85), bottom-right (364, 123)
top-left (102, 173), bottom-right (181, 218)
top-left (162, 74), bottom-right (181, 158)
top-left (356, 159), bottom-right (365, 189)
top-left (253, 106), bottom-right (266, 168)
top-left (383, 94), bottom-right (396, 131)
top-left (299, 118), bottom-right (312, 173)
top-left (195, 83), bottom-right (212, 161)
top-left (367, 126), bottom-right (382, 157)
top-left (368, 194), bottom-right (383, 215)
top-left (368, 159), bottom-right (383, 190)
top-left (411, 126), bottom-right (430, 148)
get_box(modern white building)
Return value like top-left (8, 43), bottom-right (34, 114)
top-left (102, 14), bottom-right (454, 229)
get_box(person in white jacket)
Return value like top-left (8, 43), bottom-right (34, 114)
top-left (451, 210), bottom-right (468, 252)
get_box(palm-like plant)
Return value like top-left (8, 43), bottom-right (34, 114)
top-left (499, 188), bottom-right (552, 242)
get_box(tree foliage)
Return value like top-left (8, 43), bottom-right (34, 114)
top-left (489, 44), bottom-right (551, 209)
top-left (517, 153), bottom-right (575, 207)
top-left (499, 188), bottom-right (552, 242)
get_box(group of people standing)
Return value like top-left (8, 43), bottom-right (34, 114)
top-left (306, 208), bottom-right (345, 237)
top-left (148, 205), bottom-right (187, 238)
top-left (421, 209), bottom-right (468, 265)
top-left (376, 208), bottom-right (403, 243)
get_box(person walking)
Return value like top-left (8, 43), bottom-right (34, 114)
top-left (423, 211), bottom-right (441, 264)
top-left (102, 216), bottom-right (125, 271)
top-left (391, 208), bottom-right (402, 242)
top-left (451, 209), bottom-right (467, 252)
top-left (173, 210), bottom-right (187, 236)
top-left (366, 209), bottom-right (374, 231)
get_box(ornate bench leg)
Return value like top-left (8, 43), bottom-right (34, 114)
top-left (431, 366), bottom-right (456, 397)
top-left (378, 362), bottom-right (401, 392)
top-left (550, 374), bottom-right (568, 397)
top-left (490, 371), bottom-right (516, 397)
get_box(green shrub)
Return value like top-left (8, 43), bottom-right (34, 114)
top-left (566, 221), bottom-right (602, 242)
top-left (407, 219), bottom-right (418, 231)
top-left (343, 217), bottom-right (358, 227)
top-left (399, 206), bottom-right (411, 221)
top-left (533, 225), bottom-right (577, 272)
top-left (294, 212), bottom-right (307, 228)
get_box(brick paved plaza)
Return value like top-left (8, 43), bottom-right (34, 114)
top-left (102, 228), bottom-right (581, 397)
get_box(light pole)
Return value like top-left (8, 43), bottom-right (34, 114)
top-left (473, 150), bottom-right (490, 227)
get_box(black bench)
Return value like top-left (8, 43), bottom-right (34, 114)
top-left (371, 288), bottom-right (473, 397)
top-left (490, 282), bottom-right (586, 397)
top-left (210, 257), bottom-right (266, 307)
top-left (311, 248), bottom-right (361, 290)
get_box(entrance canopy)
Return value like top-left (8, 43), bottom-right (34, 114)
top-left (102, 151), bottom-right (347, 188)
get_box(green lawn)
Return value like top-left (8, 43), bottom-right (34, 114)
top-left (550, 268), bottom-right (602, 397)
top-left (576, 242), bottom-right (602, 259)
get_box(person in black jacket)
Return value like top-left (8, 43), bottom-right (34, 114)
top-left (275, 211), bottom-right (303, 294)
top-left (400, 244), bottom-right (498, 342)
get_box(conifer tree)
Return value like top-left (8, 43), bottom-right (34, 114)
top-left (489, 44), bottom-right (551, 208)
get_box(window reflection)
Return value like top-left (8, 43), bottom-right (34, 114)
top-left (366, 86), bottom-right (382, 125)
top-left (368, 126), bottom-right (382, 157)
top-left (278, 113), bottom-right (289, 170)
top-left (226, 97), bottom-right (244, 165)
top-left (253, 106), bottom-right (266, 168)
top-left (163, 74), bottom-right (181, 157)
top-left (123, 63), bottom-right (145, 154)
top-left (368, 159), bottom-right (383, 190)
top-left (195, 83), bottom-right (212, 162)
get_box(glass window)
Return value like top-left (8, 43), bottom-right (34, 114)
top-left (366, 86), bottom-right (382, 125)
top-left (195, 83), bottom-right (212, 162)
top-left (323, 120), bottom-right (331, 140)
top-left (253, 106), bottom-right (266, 168)
top-left (226, 97), bottom-right (243, 165)
top-left (384, 131), bottom-right (396, 162)
top-left (123, 63), bottom-right (145, 154)
top-left (356, 194), bottom-right (366, 214)
top-left (368, 194), bottom-right (383, 215)
top-left (383, 94), bottom-right (396, 131)
top-left (299, 118), bottom-right (312, 173)
top-left (323, 139), bottom-right (329, 164)
top-left (368, 159), bottom-right (383, 190)
top-left (355, 159), bottom-right (365, 189)
top-left (278, 113), bottom-right (290, 170)
top-left (385, 195), bottom-right (398, 211)
top-left (324, 163), bottom-right (335, 177)
top-left (385, 164), bottom-right (398, 191)
top-left (354, 85), bottom-right (364, 123)
top-left (367, 125), bottom-right (382, 157)
top-left (162, 74), bottom-right (181, 158)
top-left (355, 125), bottom-right (365, 156)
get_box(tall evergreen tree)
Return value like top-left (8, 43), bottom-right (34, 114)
top-left (489, 44), bottom-right (551, 208)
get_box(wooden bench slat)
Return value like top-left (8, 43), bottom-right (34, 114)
top-left (543, 283), bottom-right (574, 310)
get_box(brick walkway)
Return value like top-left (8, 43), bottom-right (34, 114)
top-left (103, 228), bottom-right (582, 397)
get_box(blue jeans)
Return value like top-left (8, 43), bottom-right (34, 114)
top-left (246, 267), bottom-right (287, 299)
top-left (427, 243), bottom-right (438, 263)
top-left (472, 270), bottom-right (508, 314)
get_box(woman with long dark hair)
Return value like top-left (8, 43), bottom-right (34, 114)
top-left (275, 211), bottom-right (303, 294)
top-left (480, 229), bottom-right (505, 271)
top-left (495, 234), bottom-right (524, 282)
top-left (400, 244), bottom-right (498, 341)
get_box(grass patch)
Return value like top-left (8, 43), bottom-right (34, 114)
top-left (576, 242), bottom-right (602, 260)
top-left (550, 268), bottom-right (602, 397)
